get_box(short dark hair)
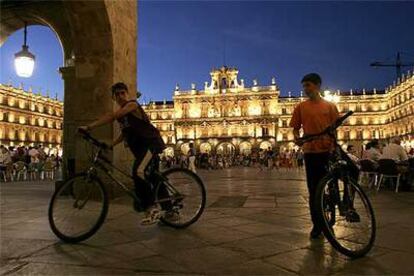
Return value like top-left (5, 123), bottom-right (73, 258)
top-left (301, 73), bottom-right (322, 86)
top-left (370, 139), bottom-right (379, 147)
top-left (111, 82), bottom-right (128, 96)
top-left (347, 145), bottom-right (354, 151)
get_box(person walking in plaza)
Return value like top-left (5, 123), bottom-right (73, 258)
top-left (258, 149), bottom-right (266, 171)
top-left (79, 82), bottom-right (169, 225)
top-left (266, 147), bottom-right (274, 169)
top-left (188, 143), bottom-right (196, 173)
top-left (290, 73), bottom-right (340, 239)
top-left (0, 145), bottom-right (13, 181)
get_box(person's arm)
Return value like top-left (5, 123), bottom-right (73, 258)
top-left (112, 133), bottom-right (123, 148)
top-left (400, 147), bottom-right (408, 161)
top-left (81, 102), bottom-right (138, 131)
top-left (290, 104), bottom-right (302, 144)
top-left (331, 104), bottom-right (340, 121)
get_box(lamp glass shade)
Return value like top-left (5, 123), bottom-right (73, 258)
top-left (14, 45), bottom-right (35, 78)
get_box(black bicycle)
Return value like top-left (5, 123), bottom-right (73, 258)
top-left (298, 111), bottom-right (376, 258)
top-left (48, 129), bottom-right (206, 243)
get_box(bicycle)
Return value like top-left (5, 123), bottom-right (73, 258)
top-left (297, 111), bottom-right (376, 258)
top-left (48, 129), bottom-right (206, 243)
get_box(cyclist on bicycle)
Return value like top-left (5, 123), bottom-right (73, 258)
top-left (79, 82), bottom-right (167, 225)
top-left (290, 73), bottom-right (339, 239)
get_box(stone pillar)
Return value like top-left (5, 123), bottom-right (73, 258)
top-left (59, 66), bottom-right (76, 181)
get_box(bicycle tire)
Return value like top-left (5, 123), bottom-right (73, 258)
top-left (155, 168), bottom-right (206, 228)
top-left (315, 175), bottom-right (376, 258)
top-left (48, 173), bottom-right (109, 243)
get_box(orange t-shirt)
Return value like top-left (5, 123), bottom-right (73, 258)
top-left (290, 99), bottom-right (339, 153)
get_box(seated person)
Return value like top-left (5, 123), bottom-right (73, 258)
top-left (381, 137), bottom-right (408, 162)
top-left (381, 137), bottom-right (411, 190)
top-left (346, 145), bottom-right (360, 165)
top-left (364, 139), bottom-right (381, 162)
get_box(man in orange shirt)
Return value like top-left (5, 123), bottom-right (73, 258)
top-left (290, 73), bottom-right (339, 239)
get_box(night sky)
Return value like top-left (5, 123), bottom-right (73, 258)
top-left (1, 1), bottom-right (413, 102)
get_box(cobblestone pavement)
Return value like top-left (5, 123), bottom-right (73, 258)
top-left (1, 168), bottom-right (414, 275)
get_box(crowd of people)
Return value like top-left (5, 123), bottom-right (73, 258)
top-left (347, 137), bottom-right (414, 190)
top-left (160, 146), bottom-right (305, 172)
top-left (0, 144), bottom-right (61, 181)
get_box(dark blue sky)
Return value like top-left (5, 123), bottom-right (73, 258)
top-left (1, 1), bottom-right (413, 101)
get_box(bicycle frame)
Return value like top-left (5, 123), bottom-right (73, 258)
top-left (82, 139), bottom-right (183, 207)
top-left (85, 147), bottom-right (140, 202)
top-left (324, 133), bottom-right (359, 213)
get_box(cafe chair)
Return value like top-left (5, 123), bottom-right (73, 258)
top-left (377, 159), bottom-right (401, 193)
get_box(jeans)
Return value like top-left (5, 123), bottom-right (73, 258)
top-left (304, 152), bottom-right (330, 231)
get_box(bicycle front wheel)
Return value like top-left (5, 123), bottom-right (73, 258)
top-left (315, 175), bottom-right (376, 258)
top-left (48, 173), bottom-right (108, 243)
top-left (155, 168), bottom-right (206, 228)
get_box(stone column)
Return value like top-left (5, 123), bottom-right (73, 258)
top-left (59, 66), bottom-right (76, 181)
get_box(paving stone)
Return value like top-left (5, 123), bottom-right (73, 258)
top-left (165, 245), bottom-right (250, 273)
top-left (264, 248), bottom-right (348, 275)
top-left (209, 195), bottom-right (248, 208)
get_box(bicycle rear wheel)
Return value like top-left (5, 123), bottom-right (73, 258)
top-left (315, 175), bottom-right (376, 258)
top-left (155, 168), bottom-right (206, 228)
top-left (48, 173), bottom-right (108, 243)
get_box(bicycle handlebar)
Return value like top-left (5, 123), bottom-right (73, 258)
top-left (298, 111), bottom-right (353, 143)
top-left (78, 128), bottom-right (110, 150)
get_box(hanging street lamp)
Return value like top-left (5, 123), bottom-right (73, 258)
top-left (14, 22), bottom-right (35, 78)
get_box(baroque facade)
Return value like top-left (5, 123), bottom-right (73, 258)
top-left (143, 66), bottom-right (414, 156)
top-left (0, 84), bottom-right (63, 155)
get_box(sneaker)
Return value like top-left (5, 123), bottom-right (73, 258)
top-left (141, 207), bottom-right (161, 226)
top-left (164, 210), bottom-right (180, 222)
top-left (346, 209), bottom-right (361, 223)
top-left (310, 227), bottom-right (323, 239)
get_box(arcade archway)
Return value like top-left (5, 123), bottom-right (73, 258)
top-left (239, 141), bottom-right (252, 155)
top-left (1, 1), bottom-right (137, 192)
top-left (259, 141), bottom-right (272, 150)
top-left (199, 142), bottom-right (212, 153)
top-left (216, 142), bottom-right (235, 156)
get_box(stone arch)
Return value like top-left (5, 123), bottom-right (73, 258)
top-left (199, 142), bottom-right (212, 153)
top-left (216, 142), bottom-right (235, 156)
top-left (180, 143), bottom-right (190, 155)
top-left (259, 140), bottom-right (272, 150)
top-left (239, 141), bottom-right (252, 155)
top-left (1, 1), bottom-right (137, 187)
top-left (163, 147), bottom-right (174, 157)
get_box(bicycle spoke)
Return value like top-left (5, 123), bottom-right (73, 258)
top-left (49, 174), bottom-right (107, 242)
top-left (320, 177), bottom-right (375, 256)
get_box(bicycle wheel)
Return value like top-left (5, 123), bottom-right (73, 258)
top-left (155, 168), bottom-right (206, 228)
top-left (315, 175), bottom-right (376, 258)
top-left (48, 173), bottom-right (108, 243)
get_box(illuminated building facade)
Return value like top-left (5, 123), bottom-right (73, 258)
top-left (2, 66), bottom-right (411, 158)
top-left (144, 67), bottom-right (414, 156)
top-left (0, 84), bottom-right (63, 155)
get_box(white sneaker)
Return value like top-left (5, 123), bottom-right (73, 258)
top-left (140, 206), bottom-right (161, 226)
